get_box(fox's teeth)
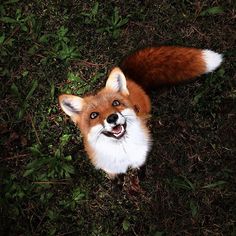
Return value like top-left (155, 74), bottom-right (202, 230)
top-left (112, 125), bottom-right (124, 137)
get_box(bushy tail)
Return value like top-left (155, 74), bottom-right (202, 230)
top-left (120, 46), bottom-right (223, 90)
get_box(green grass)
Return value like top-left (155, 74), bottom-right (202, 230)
top-left (1, 1), bottom-right (235, 235)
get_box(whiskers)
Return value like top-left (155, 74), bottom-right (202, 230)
top-left (122, 114), bottom-right (135, 119)
top-left (91, 125), bottom-right (105, 145)
top-left (122, 113), bottom-right (136, 122)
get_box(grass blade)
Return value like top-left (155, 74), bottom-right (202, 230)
top-left (26, 79), bottom-right (38, 100)
top-left (203, 181), bottom-right (227, 189)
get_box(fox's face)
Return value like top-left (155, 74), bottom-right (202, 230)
top-left (59, 67), bottom-right (151, 176)
top-left (59, 67), bottom-right (135, 138)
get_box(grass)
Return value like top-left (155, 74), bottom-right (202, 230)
top-left (0, 0), bottom-right (235, 235)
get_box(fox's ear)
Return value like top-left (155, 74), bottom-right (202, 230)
top-left (59, 94), bottom-right (84, 117)
top-left (105, 67), bottom-right (129, 95)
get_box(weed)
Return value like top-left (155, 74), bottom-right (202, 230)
top-left (0, 8), bottom-right (34, 32)
top-left (98, 7), bottom-right (129, 39)
top-left (200, 6), bottom-right (224, 16)
top-left (122, 219), bottom-right (130, 231)
top-left (10, 79), bottom-right (38, 119)
top-left (169, 176), bottom-right (196, 191)
top-left (59, 70), bottom-right (104, 95)
top-left (0, 4), bottom-right (37, 76)
top-left (23, 134), bottom-right (75, 180)
top-left (81, 2), bottom-right (99, 25)
top-left (59, 186), bottom-right (86, 210)
top-left (189, 200), bottom-right (199, 218)
top-left (39, 26), bottom-right (80, 63)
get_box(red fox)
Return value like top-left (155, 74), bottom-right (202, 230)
top-left (59, 46), bottom-right (223, 178)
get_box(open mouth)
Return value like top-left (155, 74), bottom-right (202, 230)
top-left (102, 123), bottom-right (127, 139)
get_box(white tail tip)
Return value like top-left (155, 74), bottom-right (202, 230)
top-left (202, 49), bottom-right (223, 73)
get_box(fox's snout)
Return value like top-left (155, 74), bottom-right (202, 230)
top-left (101, 110), bottom-right (128, 139)
top-left (104, 112), bottom-right (125, 129)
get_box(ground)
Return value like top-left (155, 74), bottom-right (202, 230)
top-left (0, 1), bottom-right (235, 235)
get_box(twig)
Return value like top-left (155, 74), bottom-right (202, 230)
top-left (129, 21), bottom-right (155, 29)
top-left (72, 60), bottom-right (105, 67)
top-left (191, 25), bottom-right (206, 37)
top-left (35, 207), bottom-right (48, 233)
top-left (2, 154), bottom-right (29, 161)
top-left (32, 181), bottom-right (71, 185)
top-left (29, 114), bottom-right (41, 145)
top-left (57, 230), bottom-right (80, 236)
top-left (4, 26), bottom-right (20, 45)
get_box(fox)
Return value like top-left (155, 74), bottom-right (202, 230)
top-left (59, 46), bottom-right (223, 178)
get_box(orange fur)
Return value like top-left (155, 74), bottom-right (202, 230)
top-left (121, 46), bottom-right (206, 90)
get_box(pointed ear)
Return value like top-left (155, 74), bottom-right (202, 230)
top-left (59, 94), bottom-right (84, 117)
top-left (105, 67), bottom-right (129, 95)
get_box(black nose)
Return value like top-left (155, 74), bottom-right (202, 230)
top-left (107, 113), bottom-right (118, 124)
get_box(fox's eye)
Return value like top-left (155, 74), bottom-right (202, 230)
top-left (112, 100), bottom-right (120, 106)
top-left (90, 112), bottom-right (99, 119)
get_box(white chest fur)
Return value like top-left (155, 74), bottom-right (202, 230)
top-left (87, 111), bottom-right (151, 174)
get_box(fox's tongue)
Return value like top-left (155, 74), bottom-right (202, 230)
top-left (112, 125), bottom-right (123, 134)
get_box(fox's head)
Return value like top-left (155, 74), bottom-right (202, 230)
top-left (59, 67), bottom-right (151, 175)
top-left (59, 67), bottom-right (147, 139)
